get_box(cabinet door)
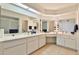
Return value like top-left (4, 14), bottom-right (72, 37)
top-left (65, 37), bottom-right (76, 49)
top-left (27, 37), bottom-right (33, 54)
top-left (33, 37), bottom-right (38, 50)
top-left (0, 43), bottom-right (3, 55)
top-left (76, 32), bottom-right (79, 52)
top-left (3, 39), bottom-right (26, 49)
top-left (4, 44), bottom-right (26, 55)
top-left (39, 35), bottom-right (46, 48)
top-left (27, 36), bottom-right (38, 54)
top-left (3, 38), bottom-right (26, 55)
top-left (56, 35), bottom-right (65, 46)
top-left (27, 41), bottom-right (34, 54)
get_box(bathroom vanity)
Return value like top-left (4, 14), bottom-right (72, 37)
top-left (0, 33), bottom-right (46, 55)
top-left (56, 32), bottom-right (77, 50)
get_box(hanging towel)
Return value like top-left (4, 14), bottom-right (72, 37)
top-left (74, 24), bottom-right (78, 32)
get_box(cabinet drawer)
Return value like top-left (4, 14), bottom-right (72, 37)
top-left (65, 39), bottom-right (76, 49)
top-left (39, 35), bottom-right (45, 39)
top-left (27, 36), bottom-right (38, 42)
top-left (38, 35), bottom-right (46, 41)
top-left (3, 38), bottom-right (26, 48)
top-left (4, 44), bottom-right (26, 55)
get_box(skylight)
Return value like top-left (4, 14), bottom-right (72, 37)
top-left (13, 3), bottom-right (29, 9)
top-left (12, 3), bottom-right (41, 14)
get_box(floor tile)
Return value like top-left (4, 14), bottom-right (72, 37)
top-left (31, 44), bottom-right (77, 55)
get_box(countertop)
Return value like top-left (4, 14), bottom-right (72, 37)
top-left (45, 32), bottom-right (57, 37)
top-left (0, 33), bottom-right (45, 42)
top-left (0, 32), bottom-right (74, 42)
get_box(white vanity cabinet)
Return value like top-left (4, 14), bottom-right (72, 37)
top-left (0, 42), bottom-right (3, 55)
top-left (38, 35), bottom-right (46, 48)
top-left (76, 32), bottom-right (79, 54)
top-left (0, 34), bottom-right (46, 55)
top-left (57, 34), bottom-right (76, 50)
top-left (27, 36), bottom-right (38, 54)
top-left (56, 34), bottom-right (65, 46)
top-left (3, 38), bottom-right (26, 55)
top-left (64, 35), bottom-right (76, 50)
top-left (27, 34), bottom-right (46, 54)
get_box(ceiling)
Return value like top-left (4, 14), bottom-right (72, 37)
top-left (23, 3), bottom-right (78, 15)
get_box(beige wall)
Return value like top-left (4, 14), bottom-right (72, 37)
top-left (49, 21), bottom-right (55, 32)
top-left (57, 11), bottom-right (77, 20)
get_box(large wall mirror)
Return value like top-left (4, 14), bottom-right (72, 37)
top-left (42, 21), bottom-right (48, 32)
top-left (58, 19), bottom-right (76, 32)
top-left (0, 15), bottom-right (19, 34)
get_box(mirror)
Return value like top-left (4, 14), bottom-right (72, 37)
top-left (42, 21), bottom-right (48, 32)
top-left (0, 5), bottom-right (39, 34)
top-left (58, 19), bottom-right (75, 32)
top-left (0, 15), bottom-right (19, 34)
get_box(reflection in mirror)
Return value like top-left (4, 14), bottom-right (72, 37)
top-left (0, 15), bottom-right (19, 34)
top-left (42, 21), bottom-right (47, 32)
top-left (22, 20), bottom-right (28, 32)
top-left (58, 19), bottom-right (75, 33)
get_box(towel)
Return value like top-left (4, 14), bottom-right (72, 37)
top-left (74, 24), bottom-right (78, 32)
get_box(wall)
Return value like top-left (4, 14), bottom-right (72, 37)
top-left (49, 20), bottom-right (55, 32)
top-left (57, 11), bottom-right (77, 20)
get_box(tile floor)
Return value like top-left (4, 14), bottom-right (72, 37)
top-left (31, 44), bottom-right (78, 55)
